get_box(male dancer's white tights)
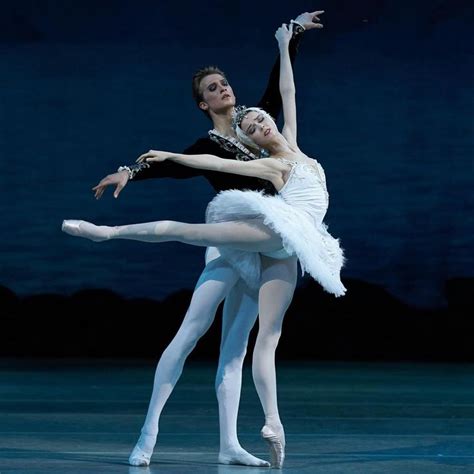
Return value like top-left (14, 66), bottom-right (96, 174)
top-left (134, 254), bottom-right (268, 466)
top-left (62, 219), bottom-right (298, 466)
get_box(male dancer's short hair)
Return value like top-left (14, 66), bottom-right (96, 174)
top-left (192, 65), bottom-right (228, 118)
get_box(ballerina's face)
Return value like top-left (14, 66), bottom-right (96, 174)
top-left (240, 110), bottom-right (278, 147)
top-left (199, 74), bottom-right (236, 113)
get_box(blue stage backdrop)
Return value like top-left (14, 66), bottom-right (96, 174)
top-left (0, 0), bottom-right (472, 309)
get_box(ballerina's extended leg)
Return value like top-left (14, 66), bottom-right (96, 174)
top-left (62, 219), bottom-right (283, 253)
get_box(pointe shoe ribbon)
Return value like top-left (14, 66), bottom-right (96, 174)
top-left (261, 425), bottom-right (285, 469)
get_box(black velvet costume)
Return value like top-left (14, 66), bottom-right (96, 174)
top-left (120, 32), bottom-right (303, 195)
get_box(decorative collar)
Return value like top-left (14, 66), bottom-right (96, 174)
top-left (208, 129), bottom-right (269, 161)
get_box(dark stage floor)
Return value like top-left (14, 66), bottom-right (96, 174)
top-left (1, 358), bottom-right (474, 473)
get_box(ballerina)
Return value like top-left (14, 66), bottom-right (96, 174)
top-left (63, 21), bottom-right (345, 468)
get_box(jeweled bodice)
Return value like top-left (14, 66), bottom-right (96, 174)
top-left (278, 159), bottom-right (329, 224)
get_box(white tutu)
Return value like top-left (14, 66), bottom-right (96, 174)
top-left (205, 160), bottom-right (347, 297)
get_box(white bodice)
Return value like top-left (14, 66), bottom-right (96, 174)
top-left (278, 159), bottom-right (329, 225)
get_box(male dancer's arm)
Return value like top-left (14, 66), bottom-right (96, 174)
top-left (257, 10), bottom-right (323, 119)
top-left (92, 138), bottom-right (212, 199)
top-left (119, 138), bottom-right (212, 181)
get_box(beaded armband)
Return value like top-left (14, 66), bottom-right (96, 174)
top-left (117, 162), bottom-right (150, 180)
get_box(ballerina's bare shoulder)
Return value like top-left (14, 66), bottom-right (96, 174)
top-left (271, 152), bottom-right (325, 191)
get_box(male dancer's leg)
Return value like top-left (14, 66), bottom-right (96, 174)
top-left (205, 246), bottom-right (269, 467)
top-left (215, 277), bottom-right (266, 465)
top-left (129, 255), bottom-right (239, 466)
top-left (129, 252), bottom-right (268, 467)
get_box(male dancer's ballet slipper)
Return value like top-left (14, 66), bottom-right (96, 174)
top-left (218, 447), bottom-right (271, 467)
top-left (261, 425), bottom-right (285, 469)
top-left (128, 444), bottom-right (152, 467)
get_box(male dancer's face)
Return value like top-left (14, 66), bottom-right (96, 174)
top-left (199, 74), bottom-right (236, 114)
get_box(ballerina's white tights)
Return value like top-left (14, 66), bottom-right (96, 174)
top-left (62, 220), bottom-right (297, 467)
top-left (62, 219), bottom-right (283, 254)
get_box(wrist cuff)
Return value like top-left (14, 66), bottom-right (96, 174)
top-left (117, 166), bottom-right (133, 180)
top-left (290, 19), bottom-right (305, 35)
top-left (117, 162), bottom-right (151, 180)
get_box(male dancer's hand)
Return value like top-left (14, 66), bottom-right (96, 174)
top-left (294, 10), bottom-right (324, 29)
top-left (92, 170), bottom-right (129, 199)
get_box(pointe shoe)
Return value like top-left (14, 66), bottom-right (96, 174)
top-left (261, 425), bottom-right (285, 469)
top-left (128, 444), bottom-right (152, 467)
top-left (61, 219), bottom-right (111, 242)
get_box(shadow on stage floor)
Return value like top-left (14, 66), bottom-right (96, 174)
top-left (1, 358), bottom-right (474, 473)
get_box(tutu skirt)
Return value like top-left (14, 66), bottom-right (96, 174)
top-left (205, 189), bottom-right (346, 297)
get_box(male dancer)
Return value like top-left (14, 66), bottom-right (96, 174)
top-left (92, 11), bottom-right (324, 467)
